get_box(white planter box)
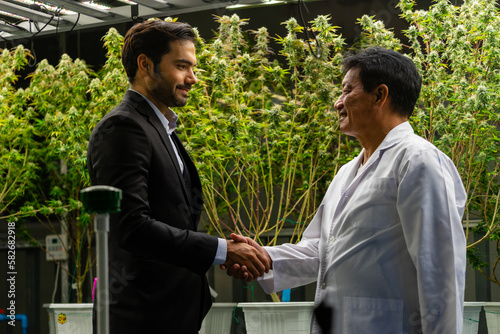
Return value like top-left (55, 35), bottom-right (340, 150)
top-left (239, 302), bottom-right (314, 334)
top-left (484, 302), bottom-right (500, 334)
top-left (44, 302), bottom-right (236, 334)
top-left (44, 303), bottom-right (92, 334)
top-left (463, 302), bottom-right (485, 334)
top-left (199, 302), bottom-right (237, 334)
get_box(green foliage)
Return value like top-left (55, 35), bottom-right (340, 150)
top-left (396, 0), bottom-right (500, 285)
top-left (0, 46), bottom-right (37, 219)
top-left (1, 1), bottom-right (499, 291)
top-left (181, 14), bottom-right (352, 245)
top-left (0, 27), bottom-right (127, 302)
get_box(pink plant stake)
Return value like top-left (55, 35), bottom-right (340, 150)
top-left (92, 277), bottom-right (98, 301)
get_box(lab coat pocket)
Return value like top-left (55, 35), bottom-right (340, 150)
top-left (342, 296), bottom-right (403, 334)
top-left (347, 177), bottom-right (399, 229)
top-left (359, 177), bottom-right (397, 203)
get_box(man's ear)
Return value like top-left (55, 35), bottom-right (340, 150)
top-left (374, 84), bottom-right (389, 105)
top-left (137, 54), bottom-right (153, 76)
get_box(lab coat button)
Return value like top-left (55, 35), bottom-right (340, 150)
top-left (329, 236), bottom-right (335, 243)
top-left (321, 283), bottom-right (327, 290)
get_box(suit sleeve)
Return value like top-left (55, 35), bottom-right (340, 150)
top-left (88, 112), bottom-right (218, 275)
top-left (397, 148), bottom-right (467, 333)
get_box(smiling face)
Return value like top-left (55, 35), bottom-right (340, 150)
top-left (334, 67), bottom-right (377, 140)
top-left (146, 39), bottom-right (197, 109)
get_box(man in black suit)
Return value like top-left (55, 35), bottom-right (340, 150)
top-left (87, 20), bottom-right (270, 333)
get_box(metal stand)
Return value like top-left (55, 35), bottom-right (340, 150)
top-left (81, 186), bottom-right (122, 334)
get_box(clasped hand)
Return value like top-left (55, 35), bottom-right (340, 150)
top-left (222, 233), bottom-right (272, 282)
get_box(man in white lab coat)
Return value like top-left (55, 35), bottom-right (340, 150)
top-left (226, 47), bottom-right (467, 333)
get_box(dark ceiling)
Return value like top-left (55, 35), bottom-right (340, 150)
top-left (0, 0), bottom-right (321, 40)
top-left (1, 0), bottom-right (444, 72)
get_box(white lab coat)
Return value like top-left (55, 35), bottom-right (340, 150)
top-left (258, 122), bottom-right (467, 334)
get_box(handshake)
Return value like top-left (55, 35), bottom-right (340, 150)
top-left (222, 233), bottom-right (272, 282)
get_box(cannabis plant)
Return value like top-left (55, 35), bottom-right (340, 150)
top-left (0, 28), bottom-right (127, 302)
top-left (181, 14), bottom-right (351, 246)
top-left (0, 46), bottom-right (37, 221)
top-left (401, 0), bottom-right (500, 287)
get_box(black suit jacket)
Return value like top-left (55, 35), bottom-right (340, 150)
top-left (87, 90), bottom-right (219, 333)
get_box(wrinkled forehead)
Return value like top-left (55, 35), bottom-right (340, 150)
top-left (342, 67), bottom-right (362, 87)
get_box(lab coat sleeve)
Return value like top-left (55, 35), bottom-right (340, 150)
top-left (397, 148), bottom-right (467, 333)
top-left (257, 205), bottom-right (323, 294)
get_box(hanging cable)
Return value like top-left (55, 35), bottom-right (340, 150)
top-left (55, 7), bottom-right (62, 35)
top-left (68, 12), bottom-right (80, 34)
top-left (0, 33), bottom-right (13, 47)
top-left (28, 38), bottom-right (37, 67)
top-left (0, 15), bottom-right (29, 46)
top-left (30, 15), bottom-right (54, 38)
top-left (51, 263), bottom-right (61, 303)
top-left (297, 0), bottom-right (321, 59)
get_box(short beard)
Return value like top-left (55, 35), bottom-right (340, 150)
top-left (150, 71), bottom-right (188, 108)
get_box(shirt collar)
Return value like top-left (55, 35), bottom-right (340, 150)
top-left (357, 121), bottom-right (414, 166)
top-left (377, 121), bottom-right (414, 152)
top-left (129, 89), bottom-right (178, 135)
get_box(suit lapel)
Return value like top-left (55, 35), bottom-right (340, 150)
top-left (124, 91), bottom-right (199, 226)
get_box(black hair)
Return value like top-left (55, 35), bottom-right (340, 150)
top-left (343, 47), bottom-right (422, 117)
top-left (121, 20), bottom-right (196, 83)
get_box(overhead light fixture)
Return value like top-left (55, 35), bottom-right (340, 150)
top-left (0, 10), bottom-right (28, 21)
top-left (0, 1), bottom-right (57, 24)
top-left (227, 0), bottom-right (315, 9)
top-left (227, 0), bottom-right (288, 9)
top-left (42, 0), bottom-right (114, 19)
top-left (10, 0), bottom-right (76, 15)
top-left (0, 20), bottom-right (27, 33)
top-left (133, 0), bottom-right (174, 10)
top-left (116, 0), bottom-right (138, 4)
top-left (82, 1), bottom-right (111, 11)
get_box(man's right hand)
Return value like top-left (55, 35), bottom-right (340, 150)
top-left (224, 234), bottom-right (271, 280)
top-left (223, 234), bottom-right (272, 281)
